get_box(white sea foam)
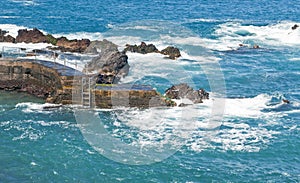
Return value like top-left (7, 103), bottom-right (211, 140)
top-left (185, 18), bottom-right (220, 23)
top-left (118, 51), bottom-right (215, 87)
top-left (0, 16), bottom-right (20, 19)
top-left (88, 93), bottom-right (292, 154)
top-left (52, 32), bottom-right (103, 41)
top-left (9, 0), bottom-right (38, 6)
top-left (15, 102), bottom-right (61, 113)
top-left (211, 21), bottom-right (300, 50)
top-left (0, 24), bottom-right (28, 37)
top-left (289, 57), bottom-right (300, 61)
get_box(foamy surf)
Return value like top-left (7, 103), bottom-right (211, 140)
top-left (15, 102), bottom-right (62, 113)
top-left (212, 21), bottom-right (300, 50)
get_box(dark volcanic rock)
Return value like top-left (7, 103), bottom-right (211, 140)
top-left (165, 83), bottom-right (209, 104)
top-left (0, 34), bottom-right (15, 43)
top-left (85, 39), bottom-right (118, 54)
top-left (161, 46), bottom-right (181, 59)
top-left (0, 29), bottom-right (15, 43)
top-left (124, 42), bottom-right (181, 59)
top-left (15, 28), bottom-right (90, 53)
top-left (85, 43), bottom-right (129, 84)
top-left (0, 29), bottom-right (8, 36)
top-left (124, 42), bottom-right (159, 54)
top-left (292, 24), bottom-right (299, 30)
top-left (54, 37), bottom-right (91, 53)
top-left (16, 28), bottom-right (48, 43)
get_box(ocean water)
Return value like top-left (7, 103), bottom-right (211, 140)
top-left (1, 0), bottom-right (300, 182)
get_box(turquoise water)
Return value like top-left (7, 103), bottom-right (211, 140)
top-left (1, 0), bottom-right (300, 182)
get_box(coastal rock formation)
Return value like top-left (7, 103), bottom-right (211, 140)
top-left (124, 42), bottom-right (181, 59)
top-left (84, 39), bottom-right (118, 54)
top-left (161, 46), bottom-right (181, 59)
top-left (54, 37), bottom-right (91, 53)
top-left (165, 83), bottom-right (209, 104)
top-left (84, 40), bottom-right (129, 84)
top-left (0, 29), bottom-right (15, 43)
top-left (124, 42), bottom-right (159, 54)
top-left (16, 28), bottom-right (48, 43)
top-left (12, 28), bottom-right (90, 53)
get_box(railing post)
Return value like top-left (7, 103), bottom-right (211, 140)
top-left (89, 77), bottom-right (91, 108)
top-left (2, 46), bottom-right (4, 58)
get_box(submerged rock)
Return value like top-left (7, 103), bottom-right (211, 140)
top-left (161, 46), bottom-right (181, 59)
top-left (165, 83), bottom-right (209, 104)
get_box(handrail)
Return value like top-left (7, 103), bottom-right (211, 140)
top-left (0, 46), bottom-right (87, 71)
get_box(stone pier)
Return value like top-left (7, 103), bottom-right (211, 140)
top-left (0, 58), bottom-right (174, 108)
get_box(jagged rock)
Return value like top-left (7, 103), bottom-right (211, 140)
top-left (0, 34), bottom-right (15, 43)
top-left (161, 46), bottom-right (181, 59)
top-left (84, 46), bottom-right (129, 84)
top-left (54, 37), bottom-right (90, 53)
top-left (85, 39), bottom-right (118, 54)
top-left (165, 83), bottom-right (209, 104)
top-left (16, 28), bottom-right (48, 43)
top-left (0, 29), bottom-right (15, 43)
top-left (0, 29), bottom-right (8, 36)
top-left (124, 42), bottom-right (159, 54)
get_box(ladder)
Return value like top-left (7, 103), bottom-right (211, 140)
top-left (81, 77), bottom-right (92, 108)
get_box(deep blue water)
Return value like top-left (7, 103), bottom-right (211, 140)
top-left (1, 0), bottom-right (300, 182)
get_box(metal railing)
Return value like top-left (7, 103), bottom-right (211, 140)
top-left (0, 46), bottom-right (85, 71)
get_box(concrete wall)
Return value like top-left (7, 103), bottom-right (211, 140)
top-left (0, 59), bottom-right (175, 108)
top-left (0, 59), bottom-right (72, 104)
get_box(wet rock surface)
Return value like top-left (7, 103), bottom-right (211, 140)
top-left (84, 40), bottom-right (129, 84)
top-left (124, 42), bottom-right (159, 54)
top-left (124, 42), bottom-right (181, 59)
top-left (0, 29), bottom-right (15, 43)
top-left (165, 83), bottom-right (209, 104)
top-left (84, 39), bottom-right (118, 54)
top-left (161, 46), bottom-right (181, 59)
top-left (53, 37), bottom-right (91, 53)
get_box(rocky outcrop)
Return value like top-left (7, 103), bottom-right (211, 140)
top-left (161, 46), bottom-right (181, 59)
top-left (16, 28), bottom-right (48, 43)
top-left (12, 28), bottom-right (90, 53)
top-left (84, 39), bottom-right (129, 84)
top-left (0, 29), bottom-right (15, 43)
top-left (124, 42), bottom-right (181, 59)
top-left (124, 42), bottom-right (159, 54)
top-left (165, 83), bottom-right (209, 104)
top-left (85, 51), bottom-right (129, 84)
top-left (53, 37), bottom-right (91, 53)
top-left (0, 34), bottom-right (15, 43)
top-left (84, 39), bottom-right (118, 54)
